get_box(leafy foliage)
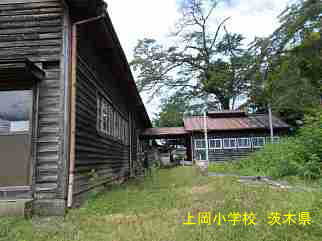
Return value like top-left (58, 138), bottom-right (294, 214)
top-left (239, 109), bottom-right (322, 179)
top-left (131, 0), bottom-right (250, 110)
top-left (153, 95), bottom-right (187, 127)
top-left (248, 0), bottom-right (322, 121)
top-left (153, 92), bottom-right (205, 127)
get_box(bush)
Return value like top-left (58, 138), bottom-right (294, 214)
top-left (239, 108), bottom-right (322, 179)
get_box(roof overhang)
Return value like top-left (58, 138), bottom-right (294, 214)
top-left (66, 0), bottom-right (106, 19)
top-left (0, 59), bottom-right (45, 89)
top-left (140, 127), bottom-right (188, 139)
top-left (71, 9), bottom-right (152, 128)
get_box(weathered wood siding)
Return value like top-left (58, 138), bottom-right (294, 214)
top-left (0, 0), bottom-right (68, 208)
top-left (73, 27), bottom-right (138, 198)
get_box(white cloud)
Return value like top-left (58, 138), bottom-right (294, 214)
top-left (227, 0), bottom-right (285, 16)
top-left (107, 0), bottom-right (178, 61)
top-left (106, 0), bottom-right (293, 118)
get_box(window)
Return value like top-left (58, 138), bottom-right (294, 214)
top-left (223, 138), bottom-right (237, 149)
top-left (100, 99), bottom-right (110, 134)
top-left (97, 93), bottom-right (129, 145)
top-left (114, 111), bottom-right (119, 138)
top-left (272, 136), bottom-right (280, 144)
top-left (237, 138), bottom-right (251, 149)
top-left (0, 90), bottom-right (32, 134)
top-left (252, 137), bottom-right (265, 148)
top-left (266, 136), bottom-right (280, 144)
top-left (195, 139), bottom-right (206, 149)
top-left (195, 149), bottom-right (206, 161)
top-left (209, 139), bottom-right (222, 149)
top-left (110, 109), bottom-right (115, 137)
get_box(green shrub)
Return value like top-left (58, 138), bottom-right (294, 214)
top-left (239, 108), bottom-right (322, 179)
top-left (298, 109), bottom-right (322, 160)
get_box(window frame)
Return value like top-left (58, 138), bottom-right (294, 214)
top-left (223, 138), bottom-right (237, 149)
top-left (208, 139), bottom-right (222, 150)
top-left (237, 137), bottom-right (251, 149)
top-left (195, 139), bottom-right (206, 150)
top-left (100, 98), bottom-right (110, 135)
top-left (96, 92), bottom-right (129, 145)
top-left (0, 89), bottom-right (34, 136)
top-left (252, 137), bottom-right (265, 148)
top-left (272, 136), bottom-right (280, 144)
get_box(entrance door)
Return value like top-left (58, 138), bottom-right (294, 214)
top-left (0, 90), bottom-right (33, 187)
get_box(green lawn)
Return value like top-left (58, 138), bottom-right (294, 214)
top-left (208, 162), bottom-right (242, 175)
top-left (1, 167), bottom-right (322, 241)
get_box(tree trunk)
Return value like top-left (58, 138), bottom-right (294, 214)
top-left (220, 98), bottom-right (230, 110)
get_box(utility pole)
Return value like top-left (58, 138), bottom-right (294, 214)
top-left (268, 103), bottom-right (274, 142)
top-left (203, 109), bottom-right (209, 165)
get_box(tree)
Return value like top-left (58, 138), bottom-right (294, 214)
top-left (248, 0), bottom-right (322, 122)
top-left (131, 0), bottom-right (249, 110)
top-left (153, 95), bottom-right (188, 127)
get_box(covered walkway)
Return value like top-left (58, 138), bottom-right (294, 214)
top-left (140, 127), bottom-right (192, 162)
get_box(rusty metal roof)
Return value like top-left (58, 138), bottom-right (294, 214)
top-left (184, 114), bottom-right (290, 132)
top-left (141, 127), bottom-right (188, 138)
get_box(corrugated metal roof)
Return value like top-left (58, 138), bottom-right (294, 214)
top-left (184, 114), bottom-right (290, 131)
top-left (141, 127), bottom-right (188, 137)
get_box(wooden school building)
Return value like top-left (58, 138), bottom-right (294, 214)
top-left (0, 0), bottom-right (151, 215)
top-left (141, 111), bottom-right (290, 163)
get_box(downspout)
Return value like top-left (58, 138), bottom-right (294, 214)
top-left (67, 14), bottom-right (105, 208)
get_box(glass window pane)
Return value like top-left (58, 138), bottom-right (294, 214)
top-left (253, 137), bottom-right (265, 147)
top-left (195, 139), bottom-right (206, 149)
top-left (273, 136), bottom-right (280, 144)
top-left (195, 149), bottom-right (206, 160)
top-left (230, 138), bottom-right (237, 148)
top-left (238, 138), bottom-right (250, 148)
top-left (0, 90), bottom-right (32, 133)
top-left (223, 138), bottom-right (230, 149)
top-left (209, 139), bottom-right (222, 149)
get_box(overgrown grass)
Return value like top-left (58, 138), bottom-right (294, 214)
top-left (236, 109), bottom-right (322, 180)
top-left (1, 167), bottom-right (322, 241)
top-left (208, 162), bottom-right (242, 174)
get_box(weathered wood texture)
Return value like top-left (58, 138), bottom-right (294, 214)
top-left (72, 26), bottom-right (143, 198)
top-left (0, 1), bottom-right (67, 201)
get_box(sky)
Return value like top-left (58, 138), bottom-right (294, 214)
top-left (106, 0), bottom-right (294, 119)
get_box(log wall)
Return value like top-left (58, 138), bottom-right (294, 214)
top-left (72, 25), bottom-right (144, 200)
top-left (0, 0), bottom-right (69, 214)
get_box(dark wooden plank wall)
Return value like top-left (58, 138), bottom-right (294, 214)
top-left (0, 1), bottom-right (67, 201)
top-left (73, 28), bottom-right (139, 198)
top-left (192, 130), bottom-right (281, 162)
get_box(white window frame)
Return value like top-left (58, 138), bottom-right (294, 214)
top-left (209, 139), bottom-right (222, 150)
top-left (100, 99), bottom-right (109, 135)
top-left (237, 137), bottom-right (251, 149)
top-left (96, 93), bottom-right (129, 145)
top-left (97, 95), bottom-right (111, 135)
top-left (252, 137), bottom-right (265, 148)
top-left (223, 138), bottom-right (237, 149)
top-left (272, 136), bottom-right (280, 144)
top-left (195, 139), bottom-right (206, 150)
